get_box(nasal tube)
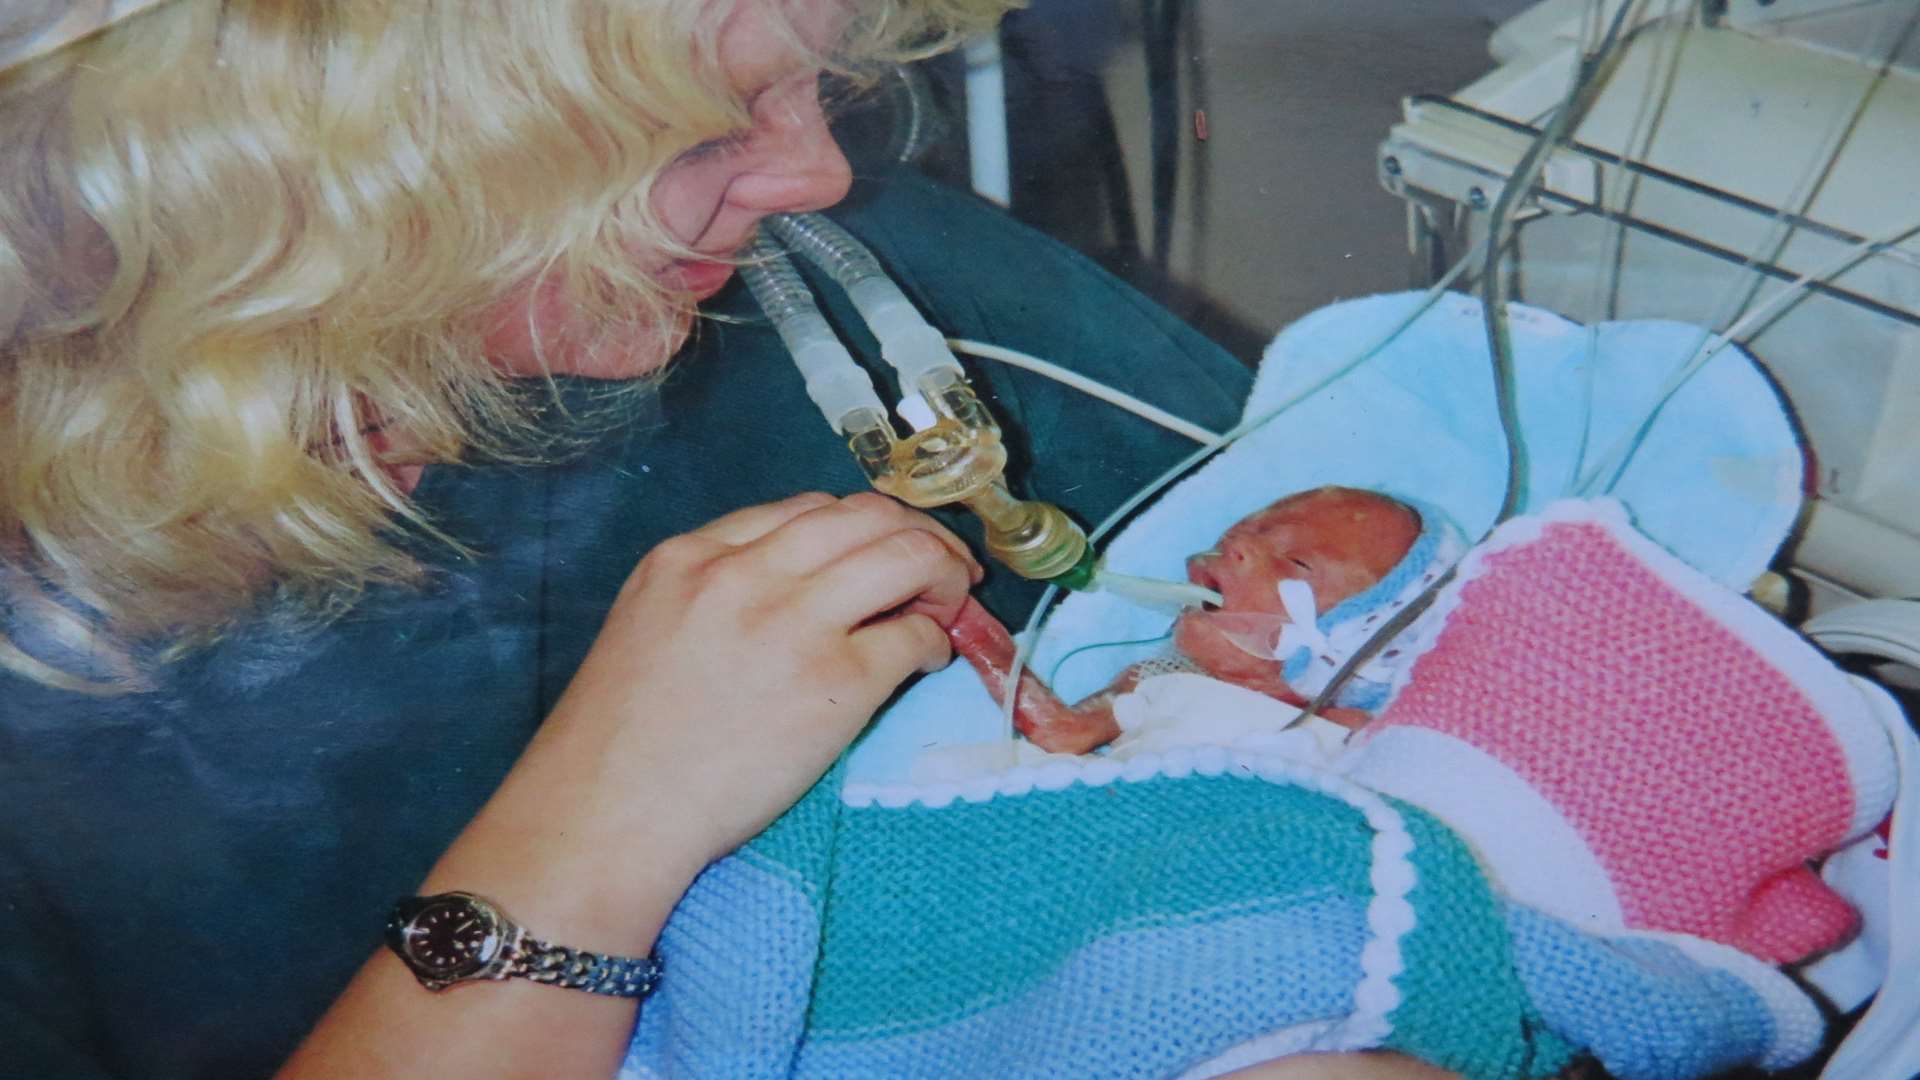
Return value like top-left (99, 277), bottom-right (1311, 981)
top-left (759, 214), bottom-right (1095, 588)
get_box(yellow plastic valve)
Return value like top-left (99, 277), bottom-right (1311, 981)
top-left (842, 372), bottom-right (1091, 585)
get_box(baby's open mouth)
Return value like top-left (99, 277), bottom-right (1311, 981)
top-left (1184, 551), bottom-right (1224, 608)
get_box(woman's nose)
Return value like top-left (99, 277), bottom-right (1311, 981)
top-left (729, 78), bottom-right (854, 215)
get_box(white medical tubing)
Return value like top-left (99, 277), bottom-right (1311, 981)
top-left (1576, 217), bottom-right (1920, 497)
top-left (765, 213), bottom-right (965, 390)
top-left (738, 236), bottom-right (888, 433)
top-left (946, 339), bottom-right (1224, 448)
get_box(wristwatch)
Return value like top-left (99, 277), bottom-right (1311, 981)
top-left (384, 891), bottom-right (663, 999)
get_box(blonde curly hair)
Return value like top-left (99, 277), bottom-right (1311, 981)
top-left (0, 0), bottom-right (1013, 692)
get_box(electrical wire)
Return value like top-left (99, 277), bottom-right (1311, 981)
top-left (1702, 3), bottom-right (1920, 344)
top-left (1480, 0), bottom-right (1642, 529)
top-left (1594, 0), bottom-right (1692, 322)
top-left (1577, 216), bottom-right (1920, 497)
top-left (1046, 629), bottom-right (1176, 687)
top-left (946, 339), bottom-right (1224, 447)
top-left (1575, 0), bottom-right (1920, 497)
top-left (1300, 0), bottom-right (1643, 721)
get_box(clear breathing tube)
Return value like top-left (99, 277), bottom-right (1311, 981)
top-left (739, 235), bottom-right (889, 435)
top-left (746, 216), bottom-right (1103, 589)
top-left (764, 213), bottom-right (961, 393)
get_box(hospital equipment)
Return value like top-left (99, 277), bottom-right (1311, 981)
top-left (1379, 0), bottom-right (1920, 614)
top-left (20, 2), bottom-right (1913, 1072)
top-left (747, 212), bottom-right (1223, 608)
top-left (743, 221), bottom-right (1093, 586)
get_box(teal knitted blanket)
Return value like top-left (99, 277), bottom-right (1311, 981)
top-left (624, 742), bottom-right (1817, 1078)
top-left (626, 749), bottom-right (1585, 1078)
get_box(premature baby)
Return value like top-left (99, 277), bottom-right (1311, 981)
top-left (945, 486), bottom-right (1438, 754)
top-left (945, 488), bottom-right (1893, 967)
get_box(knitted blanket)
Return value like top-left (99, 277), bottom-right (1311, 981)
top-left (621, 744), bottom-right (1817, 1080)
top-left (625, 753), bottom-right (1547, 1079)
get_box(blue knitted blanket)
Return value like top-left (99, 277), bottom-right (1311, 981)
top-left (621, 748), bottom-right (1818, 1080)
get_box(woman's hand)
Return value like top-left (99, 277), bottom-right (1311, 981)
top-left (282, 492), bottom-right (981, 1080)
top-left (543, 490), bottom-right (983, 867)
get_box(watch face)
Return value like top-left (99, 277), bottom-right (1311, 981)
top-left (401, 896), bottom-right (503, 980)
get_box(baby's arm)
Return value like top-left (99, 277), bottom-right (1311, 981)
top-left (946, 596), bottom-right (1126, 754)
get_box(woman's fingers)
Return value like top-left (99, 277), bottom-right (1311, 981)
top-left (688, 491), bottom-right (839, 546)
top-left (802, 525), bottom-right (977, 631)
top-left (848, 611), bottom-right (954, 678)
top-left (748, 492), bottom-right (983, 583)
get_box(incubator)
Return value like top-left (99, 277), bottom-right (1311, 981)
top-left (1377, 0), bottom-right (1920, 612)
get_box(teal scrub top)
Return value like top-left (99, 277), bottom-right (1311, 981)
top-left (0, 172), bottom-right (1250, 1079)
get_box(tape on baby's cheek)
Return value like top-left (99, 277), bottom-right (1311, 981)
top-left (1204, 612), bottom-right (1291, 660)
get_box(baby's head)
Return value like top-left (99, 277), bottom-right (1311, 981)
top-left (1174, 486), bottom-right (1425, 705)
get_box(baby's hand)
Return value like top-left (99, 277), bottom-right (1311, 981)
top-left (547, 492), bottom-right (984, 866)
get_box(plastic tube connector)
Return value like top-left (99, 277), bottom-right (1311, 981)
top-left (953, 480), bottom-right (1092, 584)
top-left (766, 213), bottom-right (965, 388)
top-left (739, 237), bottom-right (887, 433)
top-left (756, 217), bottom-right (1094, 588)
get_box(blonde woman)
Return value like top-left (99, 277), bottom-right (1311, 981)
top-left (0, 3), bottom-right (1465, 1078)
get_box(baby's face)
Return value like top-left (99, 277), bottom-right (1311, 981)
top-left (1174, 488), bottom-right (1420, 696)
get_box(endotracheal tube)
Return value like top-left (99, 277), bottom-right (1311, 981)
top-left (744, 219), bottom-right (1097, 589)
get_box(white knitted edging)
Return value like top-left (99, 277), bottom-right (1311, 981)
top-left (1339, 725), bottom-right (1624, 933)
top-left (1236, 755), bottom-right (1422, 1053)
top-left (1611, 928), bottom-right (1825, 1071)
top-left (843, 740), bottom-right (1261, 809)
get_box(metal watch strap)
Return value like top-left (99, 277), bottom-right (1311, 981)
top-left (505, 933), bottom-right (664, 999)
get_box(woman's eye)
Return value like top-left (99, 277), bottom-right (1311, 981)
top-left (682, 129), bottom-right (753, 162)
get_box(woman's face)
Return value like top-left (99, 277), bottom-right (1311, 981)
top-left (484, 0), bottom-right (856, 379)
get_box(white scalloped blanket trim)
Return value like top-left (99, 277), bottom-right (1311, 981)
top-left (841, 746), bottom-right (1421, 1053)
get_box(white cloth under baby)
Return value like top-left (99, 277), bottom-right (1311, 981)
top-left (907, 672), bottom-right (1352, 787)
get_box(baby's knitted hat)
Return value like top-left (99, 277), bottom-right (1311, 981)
top-left (1270, 498), bottom-right (1467, 712)
top-left (1342, 499), bottom-right (1896, 965)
